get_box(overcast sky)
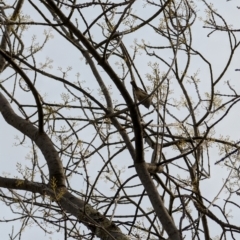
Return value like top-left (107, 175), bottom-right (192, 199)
top-left (1, 1), bottom-right (240, 239)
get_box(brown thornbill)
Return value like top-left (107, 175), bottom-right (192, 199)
top-left (130, 81), bottom-right (152, 109)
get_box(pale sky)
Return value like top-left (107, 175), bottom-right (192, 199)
top-left (1, 1), bottom-right (240, 239)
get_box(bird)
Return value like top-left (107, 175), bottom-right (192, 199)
top-left (130, 81), bottom-right (152, 109)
